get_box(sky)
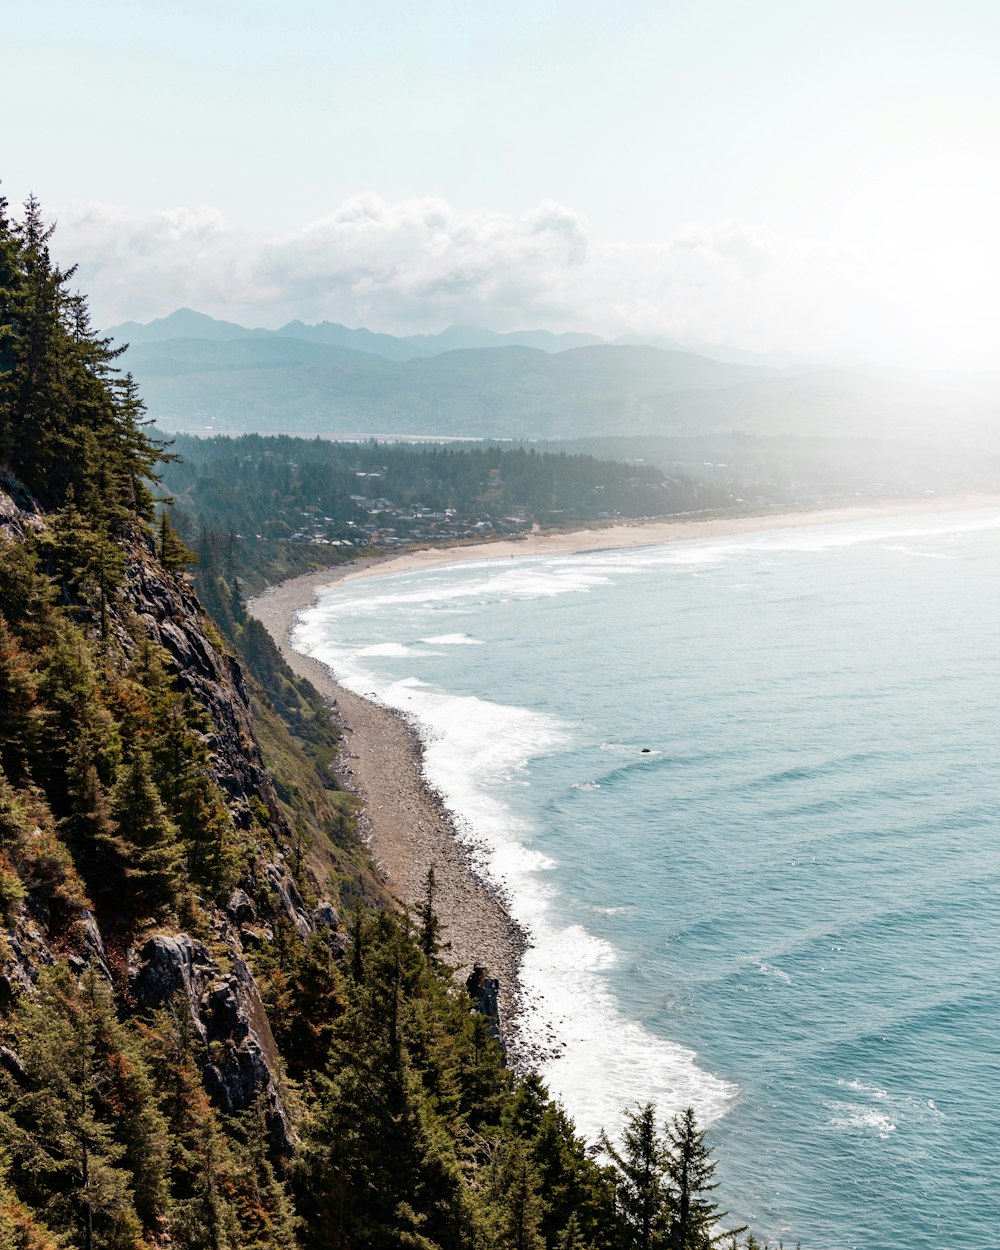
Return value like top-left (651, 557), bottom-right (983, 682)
top-left (4, 0), bottom-right (1000, 368)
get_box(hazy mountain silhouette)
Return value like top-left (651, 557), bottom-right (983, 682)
top-left (110, 321), bottom-right (1000, 448)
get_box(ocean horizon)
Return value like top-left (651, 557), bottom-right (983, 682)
top-left (293, 505), bottom-right (1000, 1250)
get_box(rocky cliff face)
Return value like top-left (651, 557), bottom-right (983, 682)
top-left (0, 486), bottom-right (346, 1148)
top-left (123, 543), bottom-right (289, 840)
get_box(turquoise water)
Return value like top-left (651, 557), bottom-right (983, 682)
top-left (294, 509), bottom-right (1000, 1250)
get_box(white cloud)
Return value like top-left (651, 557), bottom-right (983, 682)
top-left (48, 193), bottom-right (967, 365)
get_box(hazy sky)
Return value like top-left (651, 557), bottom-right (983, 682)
top-left (5, 0), bottom-right (999, 366)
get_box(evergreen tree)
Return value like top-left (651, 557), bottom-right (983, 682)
top-left (159, 510), bottom-right (197, 571)
top-left (0, 615), bottom-right (36, 783)
top-left (0, 195), bottom-right (166, 516)
top-left (601, 1104), bottom-right (671, 1250)
top-left (109, 750), bottom-right (183, 915)
top-left (555, 1212), bottom-right (587, 1250)
top-left (299, 910), bottom-right (470, 1249)
top-left (0, 764), bottom-right (28, 850)
top-left (483, 1139), bottom-right (545, 1250)
top-left (663, 1109), bottom-right (743, 1250)
top-left (0, 966), bottom-right (168, 1250)
top-left (416, 864), bottom-right (448, 964)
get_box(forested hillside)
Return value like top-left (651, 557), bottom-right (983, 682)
top-left (0, 194), bottom-right (768, 1249)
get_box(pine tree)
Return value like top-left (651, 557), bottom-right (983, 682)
top-left (486, 1139), bottom-right (546, 1250)
top-left (0, 764), bottom-right (28, 849)
top-left (555, 1212), bottom-right (587, 1250)
top-left (0, 195), bottom-right (166, 517)
top-left (0, 614), bottom-right (37, 783)
top-left (109, 750), bottom-right (184, 915)
top-left (228, 1101), bottom-right (300, 1250)
top-left (0, 966), bottom-right (168, 1250)
top-left (663, 1108), bottom-right (743, 1250)
top-left (299, 909), bottom-right (470, 1249)
top-left (416, 864), bottom-right (448, 964)
top-left (601, 1103), bottom-right (671, 1250)
top-left (159, 509), bottom-right (197, 571)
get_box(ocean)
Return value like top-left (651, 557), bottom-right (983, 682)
top-left (292, 507), bottom-right (1000, 1250)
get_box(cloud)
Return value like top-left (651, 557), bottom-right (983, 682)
top-left (51, 193), bottom-right (915, 362)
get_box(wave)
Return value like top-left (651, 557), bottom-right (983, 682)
top-left (421, 632), bottom-right (484, 645)
top-left (356, 642), bottom-right (439, 657)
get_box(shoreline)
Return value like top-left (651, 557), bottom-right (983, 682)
top-left (248, 574), bottom-right (532, 1051)
top-left (247, 491), bottom-right (1000, 1052)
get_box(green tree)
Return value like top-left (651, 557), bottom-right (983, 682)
top-left (109, 750), bottom-right (184, 915)
top-left (601, 1104), bottom-right (670, 1250)
top-left (0, 966), bottom-right (168, 1250)
top-left (300, 909), bottom-right (470, 1249)
top-left (482, 1139), bottom-right (545, 1250)
top-left (159, 510), bottom-right (197, 571)
top-left (0, 764), bottom-right (28, 850)
top-left (663, 1108), bottom-right (743, 1250)
top-left (416, 864), bottom-right (448, 964)
top-left (0, 614), bottom-right (37, 783)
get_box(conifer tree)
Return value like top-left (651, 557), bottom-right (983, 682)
top-left (159, 509), bottom-right (197, 571)
top-left (0, 763), bottom-right (28, 849)
top-left (555, 1212), bottom-right (587, 1250)
top-left (601, 1104), bottom-right (671, 1250)
top-left (416, 864), bottom-right (448, 964)
top-left (300, 910), bottom-right (470, 1249)
top-left (229, 1101), bottom-right (300, 1250)
top-left (109, 750), bottom-right (184, 915)
top-left (663, 1108), bottom-right (743, 1250)
top-left (485, 1139), bottom-right (546, 1250)
top-left (0, 966), bottom-right (168, 1250)
top-left (0, 615), bottom-right (36, 783)
top-left (0, 195), bottom-right (166, 516)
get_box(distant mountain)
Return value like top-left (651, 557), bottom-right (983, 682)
top-left (106, 310), bottom-right (610, 361)
top-left (273, 320), bottom-right (424, 360)
top-left (113, 331), bottom-right (1000, 448)
top-left (107, 306), bottom-right (272, 344)
top-left (108, 309), bottom-right (779, 365)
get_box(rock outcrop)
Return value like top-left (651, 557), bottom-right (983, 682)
top-left (129, 931), bottom-right (294, 1152)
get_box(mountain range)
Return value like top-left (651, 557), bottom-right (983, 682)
top-left (106, 309), bottom-right (1000, 448)
top-left (107, 307), bottom-right (629, 359)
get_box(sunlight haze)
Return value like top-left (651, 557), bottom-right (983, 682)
top-left (5, 0), bottom-right (999, 366)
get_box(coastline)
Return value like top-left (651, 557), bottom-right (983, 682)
top-left (247, 491), bottom-right (1000, 1050)
top-left (248, 572), bottom-right (531, 1047)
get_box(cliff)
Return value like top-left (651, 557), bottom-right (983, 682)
top-left (0, 484), bottom-right (370, 1162)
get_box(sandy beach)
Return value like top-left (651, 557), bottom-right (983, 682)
top-left (247, 492), bottom-right (1000, 1046)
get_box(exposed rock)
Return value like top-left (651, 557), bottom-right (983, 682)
top-left (237, 924), bottom-right (274, 949)
top-left (3, 921), bottom-right (55, 995)
top-left (312, 899), bottom-right (339, 930)
top-left (78, 909), bottom-right (113, 980)
top-left (226, 888), bottom-right (257, 925)
top-left (0, 1044), bottom-right (26, 1085)
top-left (265, 860), bottom-right (312, 938)
top-left (121, 550), bottom-right (294, 844)
top-left (129, 931), bottom-right (294, 1152)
